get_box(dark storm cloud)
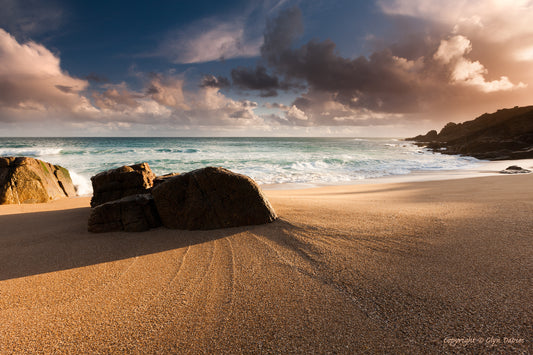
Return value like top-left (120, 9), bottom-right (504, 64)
top-left (249, 6), bottom-right (446, 125)
top-left (259, 7), bottom-right (438, 115)
top-left (200, 74), bottom-right (230, 88)
top-left (231, 65), bottom-right (283, 96)
top-left (260, 6), bottom-right (303, 67)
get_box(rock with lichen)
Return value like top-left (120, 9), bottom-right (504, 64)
top-left (0, 157), bottom-right (76, 204)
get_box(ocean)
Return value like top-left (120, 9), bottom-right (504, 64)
top-left (0, 137), bottom-right (482, 195)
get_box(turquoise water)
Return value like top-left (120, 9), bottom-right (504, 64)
top-left (0, 137), bottom-right (482, 194)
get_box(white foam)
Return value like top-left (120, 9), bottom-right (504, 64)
top-left (69, 171), bottom-right (93, 196)
top-left (0, 148), bottom-right (63, 157)
top-left (2, 137), bottom-right (516, 190)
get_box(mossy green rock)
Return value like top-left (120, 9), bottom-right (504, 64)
top-left (0, 157), bottom-right (77, 204)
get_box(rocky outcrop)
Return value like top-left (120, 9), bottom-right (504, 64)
top-left (88, 165), bottom-right (277, 233)
top-left (152, 167), bottom-right (277, 230)
top-left (407, 105), bottom-right (533, 160)
top-left (0, 157), bottom-right (77, 204)
top-left (88, 194), bottom-right (161, 233)
top-left (499, 165), bottom-right (531, 174)
top-left (90, 163), bottom-right (155, 207)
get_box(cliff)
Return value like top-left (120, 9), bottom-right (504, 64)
top-left (407, 106), bottom-right (533, 160)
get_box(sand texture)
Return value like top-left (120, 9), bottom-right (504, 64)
top-left (0, 175), bottom-right (531, 353)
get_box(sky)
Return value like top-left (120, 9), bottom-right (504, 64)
top-left (0, 0), bottom-right (532, 137)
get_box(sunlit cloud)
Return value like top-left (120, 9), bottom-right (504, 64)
top-left (434, 35), bottom-right (526, 92)
top-left (379, 0), bottom-right (533, 41)
top-left (0, 27), bottom-right (264, 130)
top-left (0, 28), bottom-right (89, 112)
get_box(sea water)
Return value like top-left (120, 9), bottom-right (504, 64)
top-left (0, 137), bottom-right (482, 195)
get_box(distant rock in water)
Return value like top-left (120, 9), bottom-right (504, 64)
top-left (152, 167), bottom-right (278, 230)
top-left (499, 165), bottom-right (531, 174)
top-left (0, 157), bottom-right (76, 204)
top-left (90, 162), bottom-right (155, 207)
top-left (88, 194), bottom-right (161, 233)
top-left (407, 105), bottom-right (533, 160)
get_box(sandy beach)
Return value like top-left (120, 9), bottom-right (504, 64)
top-left (0, 174), bottom-right (531, 353)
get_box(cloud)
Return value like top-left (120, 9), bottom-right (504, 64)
top-left (261, 6), bottom-right (304, 66)
top-left (92, 85), bottom-right (143, 111)
top-left (183, 86), bottom-right (261, 126)
top-left (379, 0), bottom-right (533, 41)
top-left (146, 75), bottom-right (189, 110)
top-left (93, 73), bottom-right (263, 127)
top-left (0, 28), bottom-right (90, 113)
top-left (252, 4), bottom-right (531, 126)
top-left (264, 102), bottom-right (289, 110)
top-left (434, 35), bottom-right (525, 92)
top-left (231, 65), bottom-right (284, 97)
top-left (160, 19), bottom-right (262, 64)
top-left (433, 35), bottom-right (471, 64)
top-left (0, 27), bottom-right (266, 130)
top-left (200, 75), bottom-right (231, 89)
top-left (3, 2), bottom-right (532, 135)
top-left (377, 0), bottom-right (533, 87)
top-left (286, 105), bottom-right (308, 121)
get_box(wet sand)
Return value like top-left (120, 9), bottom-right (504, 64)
top-left (0, 174), bottom-right (531, 353)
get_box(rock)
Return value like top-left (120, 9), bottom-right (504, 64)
top-left (153, 173), bottom-right (180, 188)
top-left (499, 165), bottom-right (531, 174)
top-left (88, 194), bottom-right (161, 233)
top-left (54, 165), bottom-right (77, 197)
top-left (0, 157), bottom-right (76, 204)
top-left (152, 167), bottom-right (277, 230)
top-left (407, 105), bottom-right (533, 160)
top-left (90, 162), bottom-right (155, 207)
top-left (506, 165), bottom-right (523, 170)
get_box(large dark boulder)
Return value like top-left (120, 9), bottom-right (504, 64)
top-left (0, 157), bottom-right (76, 204)
top-left (151, 167), bottom-right (277, 230)
top-left (88, 194), bottom-right (161, 233)
top-left (153, 172), bottom-right (180, 188)
top-left (90, 163), bottom-right (155, 207)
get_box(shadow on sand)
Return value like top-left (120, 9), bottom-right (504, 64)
top-left (0, 205), bottom-right (302, 281)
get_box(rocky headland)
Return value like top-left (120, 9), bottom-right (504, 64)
top-left (407, 105), bottom-right (533, 160)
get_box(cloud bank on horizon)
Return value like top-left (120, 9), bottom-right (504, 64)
top-left (0, 0), bottom-right (531, 136)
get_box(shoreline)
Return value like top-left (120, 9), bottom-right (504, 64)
top-left (3, 136), bottom-right (503, 195)
top-left (7, 157), bottom-right (533, 198)
top-left (261, 157), bottom-right (533, 190)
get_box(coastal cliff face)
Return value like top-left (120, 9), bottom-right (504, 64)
top-left (0, 157), bottom-right (76, 204)
top-left (407, 106), bottom-right (533, 160)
